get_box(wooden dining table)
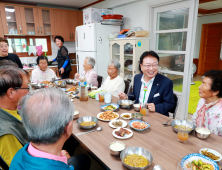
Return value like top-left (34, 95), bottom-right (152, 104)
top-left (71, 96), bottom-right (222, 170)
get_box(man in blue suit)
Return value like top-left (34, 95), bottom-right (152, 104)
top-left (119, 51), bottom-right (174, 116)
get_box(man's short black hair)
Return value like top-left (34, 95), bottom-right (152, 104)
top-left (36, 55), bottom-right (48, 65)
top-left (139, 51), bottom-right (160, 64)
top-left (204, 70), bottom-right (222, 98)
top-left (54, 36), bottom-right (64, 43)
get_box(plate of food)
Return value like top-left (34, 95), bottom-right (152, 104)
top-left (41, 80), bottom-right (51, 85)
top-left (67, 91), bottom-right (76, 95)
top-left (109, 119), bottom-right (127, 129)
top-left (100, 103), bottom-right (119, 111)
top-left (129, 120), bottom-right (150, 131)
top-left (97, 111), bottom-right (119, 121)
top-left (67, 94), bottom-right (75, 99)
top-left (54, 80), bottom-right (65, 86)
top-left (181, 153), bottom-right (219, 170)
top-left (67, 86), bottom-right (78, 92)
top-left (199, 148), bottom-right (222, 162)
top-left (60, 88), bottom-right (67, 92)
top-left (112, 127), bottom-right (133, 139)
top-left (121, 113), bottom-right (132, 120)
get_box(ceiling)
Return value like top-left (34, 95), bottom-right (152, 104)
top-left (199, 0), bottom-right (222, 16)
top-left (2, 0), bottom-right (104, 9)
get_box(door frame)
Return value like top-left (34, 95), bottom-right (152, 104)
top-left (197, 22), bottom-right (222, 75)
top-left (147, 0), bottom-right (199, 120)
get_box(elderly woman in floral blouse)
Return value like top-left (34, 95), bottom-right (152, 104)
top-left (31, 56), bottom-right (56, 83)
top-left (75, 57), bottom-right (98, 87)
top-left (191, 70), bottom-right (222, 137)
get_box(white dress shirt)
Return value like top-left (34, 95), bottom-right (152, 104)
top-left (31, 67), bottom-right (57, 83)
top-left (139, 75), bottom-right (155, 104)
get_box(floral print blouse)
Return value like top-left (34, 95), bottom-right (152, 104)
top-left (191, 98), bottom-right (222, 137)
top-left (82, 69), bottom-right (98, 87)
top-left (31, 67), bottom-right (57, 83)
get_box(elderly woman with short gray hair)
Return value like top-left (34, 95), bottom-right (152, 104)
top-left (97, 60), bottom-right (125, 97)
top-left (75, 57), bottom-right (98, 87)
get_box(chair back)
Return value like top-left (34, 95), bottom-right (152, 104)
top-left (97, 75), bottom-right (103, 88)
top-left (0, 156), bottom-right (9, 170)
top-left (168, 93), bottom-right (180, 119)
top-left (124, 80), bottom-right (131, 94)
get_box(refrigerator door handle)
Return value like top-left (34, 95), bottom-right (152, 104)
top-left (84, 32), bottom-right (85, 39)
top-left (75, 29), bottom-right (78, 48)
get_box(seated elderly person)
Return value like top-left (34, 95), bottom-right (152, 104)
top-left (191, 70), bottom-right (222, 137)
top-left (119, 51), bottom-right (174, 116)
top-left (10, 88), bottom-right (91, 170)
top-left (0, 66), bottom-right (29, 167)
top-left (31, 55), bottom-right (57, 83)
top-left (97, 60), bottom-right (125, 97)
top-left (75, 57), bottom-right (98, 87)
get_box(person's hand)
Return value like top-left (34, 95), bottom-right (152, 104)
top-left (147, 103), bottom-right (155, 112)
top-left (118, 92), bottom-right (128, 99)
top-left (61, 150), bottom-right (71, 159)
top-left (59, 67), bottom-right (64, 74)
top-left (75, 73), bottom-right (80, 80)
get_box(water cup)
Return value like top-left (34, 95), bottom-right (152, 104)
top-left (177, 126), bottom-right (189, 143)
top-left (105, 93), bottom-right (112, 103)
top-left (140, 103), bottom-right (147, 116)
top-left (95, 93), bottom-right (99, 101)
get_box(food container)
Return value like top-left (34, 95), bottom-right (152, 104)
top-left (117, 100), bottom-right (133, 109)
top-left (30, 83), bottom-right (37, 87)
top-left (101, 14), bottom-right (123, 20)
top-left (34, 83), bottom-right (45, 89)
top-left (73, 111), bottom-right (79, 119)
top-left (170, 120), bottom-right (196, 134)
top-left (120, 147), bottom-right (153, 170)
top-left (129, 120), bottom-right (150, 131)
top-left (133, 104), bottom-right (140, 112)
top-left (109, 141), bottom-right (125, 156)
top-left (77, 116), bottom-right (98, 129)
top-left (195, 127), bottom-right (211, 140)
top-left (60, 81), bottom-right (67, 88)
top-left (72, 81), bottom-right (79, 86)
top-left (131, 113), bottom-right (143, 120)
top-left (66, 79), bottom-right (74, 84)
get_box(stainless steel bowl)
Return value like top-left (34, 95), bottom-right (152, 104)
top-left (40, 83), bottom-right (46, 88)
top-left (34, 83), bottom-right (45, 89)
top-left (133, 104), bottom-right (140, 112)
top-left (120, 147), bottom-right (153, 170)
top-left (60, 81), bottom-right (67, 88)
top-left (195, 127), bottom-right (211, 139)
top-left (117, 100), bottom-right (134, 109)
top-left (131, 113), bottom-right (143, 120)
top-left (72, 81), bottom-right (79, 86)
top-left (66, 79), bottom-right (74, 84)
top-left (109, 141), bottom-right (125, 156)
top-left (77, 116), bottom-right (98, 129)
top-left (30, 83), bottom-right (37, 87)
top-left (170, 120), bottom-right (196, 134)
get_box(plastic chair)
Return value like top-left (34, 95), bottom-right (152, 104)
top-left (168, 93), bottom-right (180, 119)
top-left (0, 156), bottom-right (9, 170)
top-left (97, 75), bottom-right (103, 88)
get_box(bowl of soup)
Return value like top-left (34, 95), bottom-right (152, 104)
top-left (77, 116), bottom-right (98, 129)
top-left (120, 147), bottom-right (153, 170)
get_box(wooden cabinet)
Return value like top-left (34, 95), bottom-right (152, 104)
top-left (0, 8), bottom-right (4, 37)
top-left (69, 65), bottom-right (77, 79)
top-left (54, 10), bottom-right (83, 41)
top-left (0, 5), bottom-right (25, 35)
top-left (19, 7), bottom-right (55, 35)
top-left (110, 38), bottom-right (149, 82)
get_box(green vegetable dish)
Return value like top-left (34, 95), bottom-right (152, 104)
top-left (104, 105), bottom-right (116, 110)
top-left (186, 159), bottom-right (214, 170)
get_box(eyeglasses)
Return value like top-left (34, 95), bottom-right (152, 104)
top-left (13, 87), bottom-right (30, 91)
top-left (142, 63), bottom-right (159, 69)
top-left (0, 45), bottom-right (8, 49)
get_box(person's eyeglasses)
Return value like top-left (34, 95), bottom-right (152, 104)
top-left (142, 63), bottom-right (159, 69)
top-left (13, 87), bottom-right (30, 91)
top-left (0, 45), bottom-right (8, 49)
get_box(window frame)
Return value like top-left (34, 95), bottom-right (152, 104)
top-left (4, 35), bottom-right (52, 57)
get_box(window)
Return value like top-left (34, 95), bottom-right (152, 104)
top-left (5, 36), bottom-right (52, 57)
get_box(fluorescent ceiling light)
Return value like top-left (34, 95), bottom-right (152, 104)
top-left (5, 8), bottom-right (15, 12)
top-left (6, 16), bottom-right (11, 20)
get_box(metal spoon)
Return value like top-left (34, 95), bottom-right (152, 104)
top-left (75, 127), bottom-right (103, 136)
top-left (162, 117), bottom-right (173, 126)
top-left (153, 165), bottom-right (163, 170)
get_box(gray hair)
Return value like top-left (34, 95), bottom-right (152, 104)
top-left (108, 60), bottom-right (121, 71)
top-left (85, 57), bottom-right (95, 68)
top-left (19, 88), bottom-right (74, 145)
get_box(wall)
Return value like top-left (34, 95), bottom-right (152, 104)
top-left (193, 14), bottom-right (222, 59)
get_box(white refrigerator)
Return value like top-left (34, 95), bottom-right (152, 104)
top-left (75, 23), bottom-right (120, 80)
